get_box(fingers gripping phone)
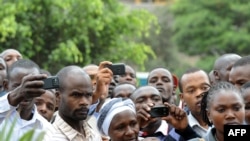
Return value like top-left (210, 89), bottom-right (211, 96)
top-left (149, 106), bottom-right (169, 118)
top-left (106, 63), bottom-right (126, 75)
top-left (42, 76), bottom-right (60, 89)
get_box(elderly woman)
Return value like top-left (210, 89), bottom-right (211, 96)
top-left (97, 98), bottom-right (160, 141)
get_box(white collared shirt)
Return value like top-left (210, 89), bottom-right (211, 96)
top-left (188, 113), bottom-right (211, 137)
top-left (155, 120), bottom-right (169, 136)
top-left (0, 94), bottom-right (54, 141)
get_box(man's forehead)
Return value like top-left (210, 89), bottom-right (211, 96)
top-left (10, 67), bottom-right (39, 76)
top-left (182, 71), bottom-right (209, 84)
top-left (83, 65), bottom-right (98, 75)
top-left (1, 49), bottom-right (21, 57)
top-left (133, 87), bottom-right (160, 97)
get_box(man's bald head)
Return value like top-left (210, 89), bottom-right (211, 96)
top-left (213, 53), bottom-right (241, 82)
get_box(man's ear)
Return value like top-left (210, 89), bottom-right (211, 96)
top-left (178, 93), bottom-right (184, 108)
top-left (213, 70), bottom-right (220, 81)
top-left (179, 93), bottom-right (184, 101)
top-left (55, 91), bottom-right (61, 109)
top-left (3, 79), bottom-right (9, 91)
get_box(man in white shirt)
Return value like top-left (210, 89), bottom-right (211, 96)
top-left (0, 59), bottom-right (53, 141)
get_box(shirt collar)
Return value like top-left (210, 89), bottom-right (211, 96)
top-left (55, 113), bottom-right (92, 140)
top-left (155, 120), bottom-right (168, 136)
top-left (188, 113), bottom-right (200, 127)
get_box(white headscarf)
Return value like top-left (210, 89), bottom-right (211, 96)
top-left (97, 98), bottom-right (136, 136)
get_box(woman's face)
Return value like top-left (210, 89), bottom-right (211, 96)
top-left (108, 110), bottom-right (139, 141)
top-left (207, 90), bottom-right (245, 134)
top-left (242, 88), bottom-right (250, 124)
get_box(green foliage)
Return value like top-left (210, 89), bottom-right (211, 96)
top-left (0, 0), bottom-right (158, 73)
top-left (171, 0), bottom-right (250, 56)
top-left (195, 55), bottom-right (217, 72)
top-left (0, 117), bottom-right (45, 141)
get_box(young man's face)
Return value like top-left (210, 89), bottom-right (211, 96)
top-left (117, 65), bottom-right (137, 86)
top-left (180, 70), bottom-right (210, 116)
top-left (131, 86), bottom-right (162, 111)
top-left (147, 68), bottom-right (173, 103)
top-left (58, 73), bottom-right (93, 121)
top-left (35, 90), bottom-right (56, 121)
top-left (229, 65), bottom-right (250, 89)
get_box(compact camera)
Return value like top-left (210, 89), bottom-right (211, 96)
top-left (106, 63), bottom-right (126, 75)
top-left (42, 76), bottom-right (60, 89)
top-left (149, 106), bottom-right (169, 118)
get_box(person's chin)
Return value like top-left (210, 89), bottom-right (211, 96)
top-left (75, 113), bottom-right (88, 120)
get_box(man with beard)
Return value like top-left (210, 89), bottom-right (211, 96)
top-left (46, 65), bottom-right (102, 141)
top-left (147, 68), bottom-right (175, 105)
top-left (179, 68), bottom-right (212, 137)
top-left (0, 59), bottom-right (53, 141)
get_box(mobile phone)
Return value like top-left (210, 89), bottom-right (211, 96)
top-left (42, 76), bottom-right (60, 89)
top-left (106, 63), bottom-right (126, 75)
top-left (149, 106), bottom-right (169, 118)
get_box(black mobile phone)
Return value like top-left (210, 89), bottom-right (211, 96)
top-left (42, 76), bottom-right (60, 89)
top-left (106, 63), bottom-right (126, 75)
top-left (149, 106), bottom-right (169, 118)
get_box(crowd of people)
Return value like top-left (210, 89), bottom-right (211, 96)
top-left (0, 48), bottom-right (250, 141)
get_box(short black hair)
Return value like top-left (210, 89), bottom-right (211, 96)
top-left (178, 68), bottom-right (203, 93)
top-left (56, 65), bottom-right (89, 92)
top-left (201, 81), bottom-right (242, 126)
top-left (233, 55), bottom-right (250, 68)
top-left (7, 59), bottom-right (40, 79)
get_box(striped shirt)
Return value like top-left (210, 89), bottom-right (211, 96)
top-left (44, 113), bottom-right (102, 141)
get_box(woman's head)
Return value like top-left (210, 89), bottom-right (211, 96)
top-left (97, 98), bottom-right (139, 141)
top-left (201, 81), bottom-right (245, 133)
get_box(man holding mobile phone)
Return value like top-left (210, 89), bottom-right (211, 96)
top-left (130, 85), bottom-right (184, 141)
top-left (0, 59), bottom-right (53, 141)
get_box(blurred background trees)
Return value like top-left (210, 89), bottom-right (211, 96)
top-left (0, 0), bottom-right (157, 74)
top-left (1, 0), bottom-right (250, 76)
top-left (171, 0), bottom-right (250, 72)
